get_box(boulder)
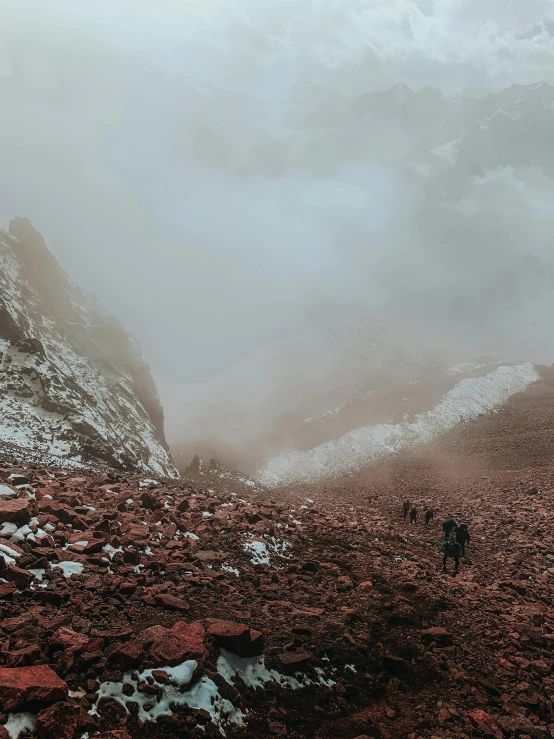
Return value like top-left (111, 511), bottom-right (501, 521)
top-left (0, 665), bottom-right (68, 711)
top-left (205, 620), bottom-right (265, 657)
top-left (37, 701), bottom-right (94, 739)
top-left (148, 621), bottom-right (205, 667)
top-left (0, 498), bottom-right (31, 525)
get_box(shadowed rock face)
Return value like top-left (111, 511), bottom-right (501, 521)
top-left (0, 217), bottom-right (178, 477)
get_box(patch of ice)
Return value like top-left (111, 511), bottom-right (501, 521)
top-left (202, 511), bottom-right (213, 517)
top-left (258, 364), bottom-right (539, 486)
top-left (51, 561), bottom-right (84, 578)
top-left (4, 712), bottom-right (37, 739)
top-left (184, 532), bottom-right (199, 540)
top-left (125, 498), bottom-right (133, 504)
top-left (0, 485), bottom-right (15, 496)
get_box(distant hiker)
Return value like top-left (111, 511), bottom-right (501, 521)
top-left (442, 536), bottom-right (462, 575)
top-left (442, 518), bottom-right (457, 538)
top-left (425, 509), bottom-right (434, 525)
top-left (410, 506), bottom-right (418, 524)
top-left (403, 500), bottom-right (411, 518)
top-left (455, 523), bottom-right (470, 556)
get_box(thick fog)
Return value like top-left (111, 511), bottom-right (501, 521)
top-left (2, 0), bottom-right (554, 466)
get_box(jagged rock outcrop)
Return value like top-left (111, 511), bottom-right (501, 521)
top-left (0, 218), bottom-right (178, 477)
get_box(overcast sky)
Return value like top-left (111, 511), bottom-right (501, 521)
top-left (1, 0), bottom-right (554, 437)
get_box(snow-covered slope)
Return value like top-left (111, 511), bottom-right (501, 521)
top-left (0, 218), bottom-right (178, 477)
top-left (258, 363), bottom-right (540, 486)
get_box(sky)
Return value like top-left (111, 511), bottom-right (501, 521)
top-left (1, 0), bottom-right (554, 456)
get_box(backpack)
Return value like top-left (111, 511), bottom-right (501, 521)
top-left (445, 540), bottom-right (459, 558)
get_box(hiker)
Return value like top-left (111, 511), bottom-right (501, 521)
top-left (442, 535), bottom-right (462, 575)
top-left (455, 523), bottom-right (470, 556)
top-left (425, 509), bottom-right (434, 525)
top-left (442, 518), bottom-right (457, 538)
top-left (403, 500), bottom-right (410, 518)
top-left (410, 506), bottom-right (418, 524)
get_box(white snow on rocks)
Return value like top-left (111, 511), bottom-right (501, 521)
top-left (91, 660), bottom-right (244, 733)
top-left (0, 543), bottom-right (21, 566)
top-left (257, 363), bottom-right (540, 486)
top-left (243, 535), bottom-right (291, 566)
top-left (0, 227), bottom-right (178, 478)
top-left (4, 712), bottom-right (37, 739)
top-left (51, 561), bottom-right (84, 578)
top-left (217, 649), bottom-right (336, 690)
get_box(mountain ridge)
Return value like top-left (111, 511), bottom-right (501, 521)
top-left (0, 217), bottom-right (178, 478)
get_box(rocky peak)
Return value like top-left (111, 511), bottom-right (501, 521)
top-left (0, 218), bottom-right (178, 478)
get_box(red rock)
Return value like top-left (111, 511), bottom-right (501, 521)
top-left (5, 645), bottom-right (42, 668)
top-left (110, 640), bottom-right (143, 670)
top-left (0, 664), bottom-right (68, 711)
top-left (0, 582), bottom-right (16, 598)
top-left (0, 537), bottom-right (24, 556)
top-left (205, 619), bottom-right (265, 657)
top-left (278, 652), bottom-right (311, 670)
top-left (0, 498), bottom-right (32, 524)
top-left (468, 710), bottom-right (502, 738)
top-left (140, 492), bottom-right (161, 510)
top-left (154, 593), bottom-right (188, 611)
top-left (37, 701), bottom-right (93, 739)
top-left (50, 627), bottom-right (90, 653)
top-left (118, 580), bottom-right (137, 595)
top-left (0, 565), bottom-right (34, 589)
top-left (93, 732), bottom-right (132, 739)
top-left (137, 625), bottom-right (168, 648)
top-left (148, 621), bottom-right (205, 667)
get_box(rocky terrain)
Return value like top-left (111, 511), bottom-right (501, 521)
top-left (0, 414), bottom-right (554, 739)
top-left (0, 218), bottom-right (177, 478)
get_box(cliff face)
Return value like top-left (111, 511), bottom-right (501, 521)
top-left (0, 217), bottom-right (178, 477)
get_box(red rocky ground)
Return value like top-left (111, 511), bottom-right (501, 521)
top-left (0, 451), bottom-right (553, 739)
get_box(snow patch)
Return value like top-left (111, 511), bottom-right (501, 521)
top-left (4, 712), bottom-right (37, 739)
top-left (51, 561), bottom-right (84, 578)
top-left (91, 660), bottom-right (243, 734)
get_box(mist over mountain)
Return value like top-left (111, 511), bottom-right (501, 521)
top-left (2, 0), bottom-right (554, 470)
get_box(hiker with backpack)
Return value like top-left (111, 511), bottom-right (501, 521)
top-left (455, 523), bottom-right (470, 556)
top-left (425, 509), bottom-right (434, 525)
top-left (403, 500), bottom-right (411, 518)
top-left (441, 535), bottom-right (462, 575)
top-left (410, 506), bottom-right (418, 524)
top-left (442, 518), bottom-right (457, 539)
